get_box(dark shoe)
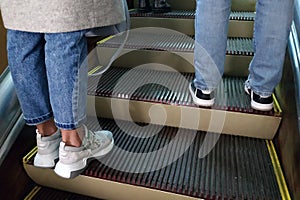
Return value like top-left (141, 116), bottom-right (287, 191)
top-left (153, 0), bottom-right (171, 13)
top-left (189, 82), bottom-right (214, 107)
top-left (138, 0), bottom-right (151, 13)
top-left (244, 85), bottom-right (273, 111)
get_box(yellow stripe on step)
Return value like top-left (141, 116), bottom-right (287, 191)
top-left (266, 140), bottom-right (291, 200)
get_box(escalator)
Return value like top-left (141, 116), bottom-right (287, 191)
top-left (24, 117), bottom-right (288, 199)
top-left (20, 0), bottom-right (296, 199)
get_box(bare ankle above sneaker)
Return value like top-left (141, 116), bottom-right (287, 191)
top-left (36, 118), bottom-right (57, 137)
top-left (61, 127), bottom-right (85, 147)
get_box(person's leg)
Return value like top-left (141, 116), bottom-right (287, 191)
top-left (246, 0), bottom-right (294, 109)
top-left (44, 30), bottom-right (89, 147)
top-left (152, 0), bottom-right (171, 13)
top-left (138, 0), bottom-right (151, 13)
top-left (36, 118), bottom-right (57, 136)
top-left (194, 0), bottom-right (231, 90)
top-left (7, 30), bottom-right (61, 167)
top-left (191, 0), bottom-right (231, 106)
top-left (7, 30), bottom-right (52, 125)
top-left (44, 30), bottom-right (114, 178)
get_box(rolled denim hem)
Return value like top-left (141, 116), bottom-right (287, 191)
top-left (193, 79), bottom-right (217, 91)
top-left (54, 116), bottom-right (87, 130)
top-left (251, 88), bottom-right (273, 97)
top-left (24, 112), bottom-right (53, 126)
top-left (245, 79), bottom-right (273, 97)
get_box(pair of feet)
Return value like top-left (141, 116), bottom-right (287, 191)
top-left (189, 82), bottom-right (274, 111)
top-left (138, 0), bottom-right (171, 13)
top-left (33, 125), bottom-right (114, 179)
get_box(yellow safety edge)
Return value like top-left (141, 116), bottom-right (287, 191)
top-left (24, 186), bottom-right (41, 200)
top-left (266, 140), bottom-right (291, 200)
top-left (273, 94), bottom-right (283, 116)
top-left (88, 65), bottom-right (103, 75)
top-left (96, 35), bottom-right (114, 45)
top-left (23, 146), bottom-right (37, 164)
top-left (89, 34), bottom-right (116, 75)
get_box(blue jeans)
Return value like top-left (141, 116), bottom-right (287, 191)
top-left (7, 30), bottom-right (89, 130)
top-left (194, 0), bottom-right (294, 96)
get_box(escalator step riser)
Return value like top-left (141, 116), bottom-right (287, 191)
top-left (29, 187), bottom-right (99, 200)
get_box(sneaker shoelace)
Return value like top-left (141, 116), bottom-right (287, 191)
top-left (83, 130), bottom-right (106, 150)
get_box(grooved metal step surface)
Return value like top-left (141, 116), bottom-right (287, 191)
top-left (87, 66), bottom-right (281, 138)
top-left (26, 118), bottom-right (282, 200)
top-left (132, 0), bottom-right (257, 12)
top-left (96, 31), bottom-right (253, 76)
top-left (88, 67), bottom-right (273, 116)
top-left (130, 10), bottom-right (255, 21)
top-left (129, 10), bottom-right (255, 37)
top-left (98, 32), bottom-right (253, 56)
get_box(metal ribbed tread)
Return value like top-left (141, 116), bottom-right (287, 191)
top-left (97, 32), bottom-right (253, 56)
top-left (130, 10), bottom-right (255, 21)
top-left (88, 67), bottom-right (276, 116)
top-left (26, 118), bottom-right (282, 199)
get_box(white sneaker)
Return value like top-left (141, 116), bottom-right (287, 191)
top-left (34, 129), bottom-right (61, 168)
top-left (54, 125), bottom-right (114, 179)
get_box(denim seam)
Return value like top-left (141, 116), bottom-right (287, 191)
top-left (24, 111), bottom-right (53, 125)
top-left (248, 79), bottom-right (273, 96)
top-left (72, 31), bottom-right (85, 126)
top-left (251, 88), bottom-right (273, 97)
top-left (54, 115), bottom-right (86, 129)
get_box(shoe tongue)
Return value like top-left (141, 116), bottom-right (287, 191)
top-left (82, 127), bottom-right (101, 149)
top-left (82, 126), bottom-right (92, 146)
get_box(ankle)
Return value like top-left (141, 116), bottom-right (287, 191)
top-left (36, 119), bottom-right (57, 137)
top-left (61, 127), bottom-right (85, 147)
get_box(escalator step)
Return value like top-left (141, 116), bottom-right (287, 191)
top-left (129, 10), bottom-right (254, 37)
top-left (26, 118), bottom-right (282, 199)
top-left (130, 10), bottom-right (255, 21)
top-left (97, 31), bottom-right (254, 56)
top-left (88, 67), bottom-right (276, 116)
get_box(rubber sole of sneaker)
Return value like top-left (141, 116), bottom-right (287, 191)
top-left (189, 84), bottom-right (214, 107)
top-left (251, 100), bottom-right (273, 111)
top-left (54, 139), bottom-right (114, 179)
